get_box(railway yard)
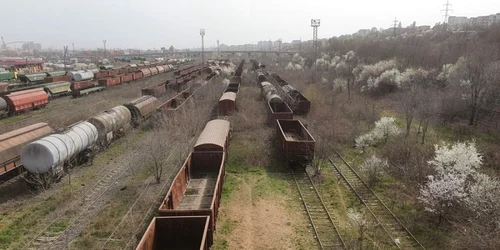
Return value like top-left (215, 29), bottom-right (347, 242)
top-left (0, 52), bottom-right (495, 250)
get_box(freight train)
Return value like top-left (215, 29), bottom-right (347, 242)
top-left (0, 62), bottom-right (198, 118)
top-left (0, 65), bottom-right (215, 186)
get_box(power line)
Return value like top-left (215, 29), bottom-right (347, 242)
top-left (392, 17), bottom-right (398, 36)
top-left (441, 0), bottom-right (453, 24)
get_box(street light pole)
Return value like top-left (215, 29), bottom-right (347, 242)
top-left (200, 29), bottom-right (205, 66)
top-left (311, 19), bottom-right (320, 84)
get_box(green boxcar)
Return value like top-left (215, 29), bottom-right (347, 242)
top-left (18, 73), bottom-right (47, 83)
top-left (43, 81), bottom-right (71, 98)
top-left (45, 71), bottom-right (66, 77)
top-left (0, 72), bottom-right (14, 81)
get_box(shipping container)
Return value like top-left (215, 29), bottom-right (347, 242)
top-left (158, 152), bottom-right (226, 246)
top-left (136, 216), bottom-right (211, 250)
top-left (276, 119), bottom-right (315, 166)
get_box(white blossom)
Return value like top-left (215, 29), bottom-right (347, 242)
top-left (466, 173), bottom-right (500, 216)
top-left (428, 141), bottom-right (482, 176)
top-left (419, 173), bottom-right (468, 214)
top-left (355, 117), bottom-right (401, 149)
top-left (355, 59), bottom-right (397, 83)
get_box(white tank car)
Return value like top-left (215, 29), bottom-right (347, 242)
top-left (21, 121), bottom-right (98, 174)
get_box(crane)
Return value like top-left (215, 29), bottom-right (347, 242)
top-left (1, 36), bottom-right (6, 50)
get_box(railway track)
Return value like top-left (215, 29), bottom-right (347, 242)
top-left (328, 150), bottom-right (425, 250)
top-left (292, 168), bottom-right (346, 250)
top-left (21, 139), bottom-right (147, 250)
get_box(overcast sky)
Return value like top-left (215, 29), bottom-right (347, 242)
top-left (1, 0), bottom-right (499, 50)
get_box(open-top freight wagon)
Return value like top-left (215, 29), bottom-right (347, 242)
top-left (136, 216), bottom-right (211, 250)
top-left (276, 119), bottom-right (315, 167)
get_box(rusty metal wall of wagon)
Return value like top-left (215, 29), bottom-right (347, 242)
top-left (98, 77), bottom-right (120, 87)
top-left (132, 72), bottom-right (143, 80)
top-left (285, 92), bottom-right (311, 115)
top-left (141, 69), bottom-right (152, 77)
top-left (141, 83), bottom-right (166, 97)
top-left (0, 123), bottom-right (53, 176)
top-left (194, 119), bottom-right (230, 153)
top-left (4, 88), bottom-right (49, 113)
top-left (44, 75), bottom-right (71, 83)
top-left (107, 70), bottom-right (119, 77)
top-left (120, 74), bottom-right (134, 83)
top-left (219, 92), bottom-right (236, 116)
top-left (267, 102), bottom-right (293, 122)
top-left (118, 68), bottom-right (129, 74)
top-left (136, 216), bottom-right (210, 250)
top-left (157, 152), bottom-right (226, 245)
top-left (155, 66), bottom-right (165, 74)
top-left (224, 83), bottom-right (239, 94)
top-left (276, 119), bottom-right (315, 165)
top-left (95, 71), bottom-right (109, 79)
top-left (124, 95), bottom-right (158, 125)
top-left (71, 80), bottom-right (95, 91)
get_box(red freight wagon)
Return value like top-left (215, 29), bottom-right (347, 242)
top-left (136, 216), bottom-right (211, 250)
top-left (119, 68), bottom-right (129, 74)
top-left (44, 75), bottom-right (71, 83)
top-left (3, 88), bottom-right (48, 114)
top-left (107, 70), bottom-right (119, 77)
top-left (95, 71), bottom-right (109, 79)
top-left (276, 119), bottom-right (315, 166)
top-left (156, 66), bottom-right (165, 74)
top-left (267, 102), bottom-right (293, 123)
top-left (132, 72), bottom-right (143, 80)
top-left (120, 74), bottom-right (134, 83)
top-left (218, 92), bottom-right (236, 116)
top-left (98, 77), bottom-right (121, 87)
top-left (157, 152), bottom-right (225, 246)
top-left (71, 80), bottom-right (95, 91)
top-left (0, 123), bottom-right (53, 182)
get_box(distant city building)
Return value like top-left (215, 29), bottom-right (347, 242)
top-left (21, 42), bottom-right (42, 51)
top-left (449, 13), bottom-right (500, 27)
top-left (356, 29), bottom-right (371, 36)
top-left (417, 25), bottom-right (431, 31)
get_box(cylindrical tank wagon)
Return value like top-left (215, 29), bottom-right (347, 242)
top-left (87, 105), bottom-right (132, 145)
top-left (21, 121), bottom-right (98, 183)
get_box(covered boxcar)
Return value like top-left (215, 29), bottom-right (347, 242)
top-left (149, 67), bottom-right (159, 76)
top-left (141, 69), bottom-right (152, 78)
top-left (3, 88), bottom-right (48, 114)
top-left (218, 92), bottom-right (236, 115)
top-left (98, 76), bottom-right (121, 87)
top-left (194, 119), bottom-right (230, 153)
top-left (124, 95), bottom-right (158, 126)
top-left (224, 83), bottom-right (239, 94)
top-left (0, 123), bottom-right (54, 182)
top-left (132, 71), bottom-right (143, 80)
top-left (136, 216), bottom-right (211, 250)
top-left (119, 74), bottom-right (134, 83)
top-left (87, 106), bottom-right (132, 145)
top-left (276, 119), bottom-right (315, 166)
top-left (157, 152), bottom-right (226, 246)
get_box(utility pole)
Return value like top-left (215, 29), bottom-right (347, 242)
top-left (102, 40), bottom-right (107, 59)
top-left (217, 40), bottom-right (220, 58)
top-left (63, 46), bottom-right (68, 71)
top-left (311, 18), bottom-right (320, 84)
top-left (441, 0), bottom-right (453, 24)
top-left (392, 17), bottom-right (398, 36)
top-left (200, 29), bottom-right (205, 66)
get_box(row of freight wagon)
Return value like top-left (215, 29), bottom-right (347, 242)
top-left (218, 60), bottom-right (245, 115)
top-left (135, 60), bottom-right (243, 250)
top-left (135, 60), bottom-right (317, 250)
top-left (0, 63), bottom-right (199, 118)
top-left (0, 67), bottom-right (213, 186)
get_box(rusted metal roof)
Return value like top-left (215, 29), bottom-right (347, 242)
top-left (219, 92), bottom-right (236, 102)
top-left (194, 120), bottom-right (230, 151)
top-left (0, 122), bottom-right (53, 163)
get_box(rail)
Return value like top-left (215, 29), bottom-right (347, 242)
top-left (331, 149), bottom-right (425, 249)
top-left (292, 169), bottom-right (346, 249)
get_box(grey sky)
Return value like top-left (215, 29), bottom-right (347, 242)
top-left (1, 0), bottom-right (499, 50)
